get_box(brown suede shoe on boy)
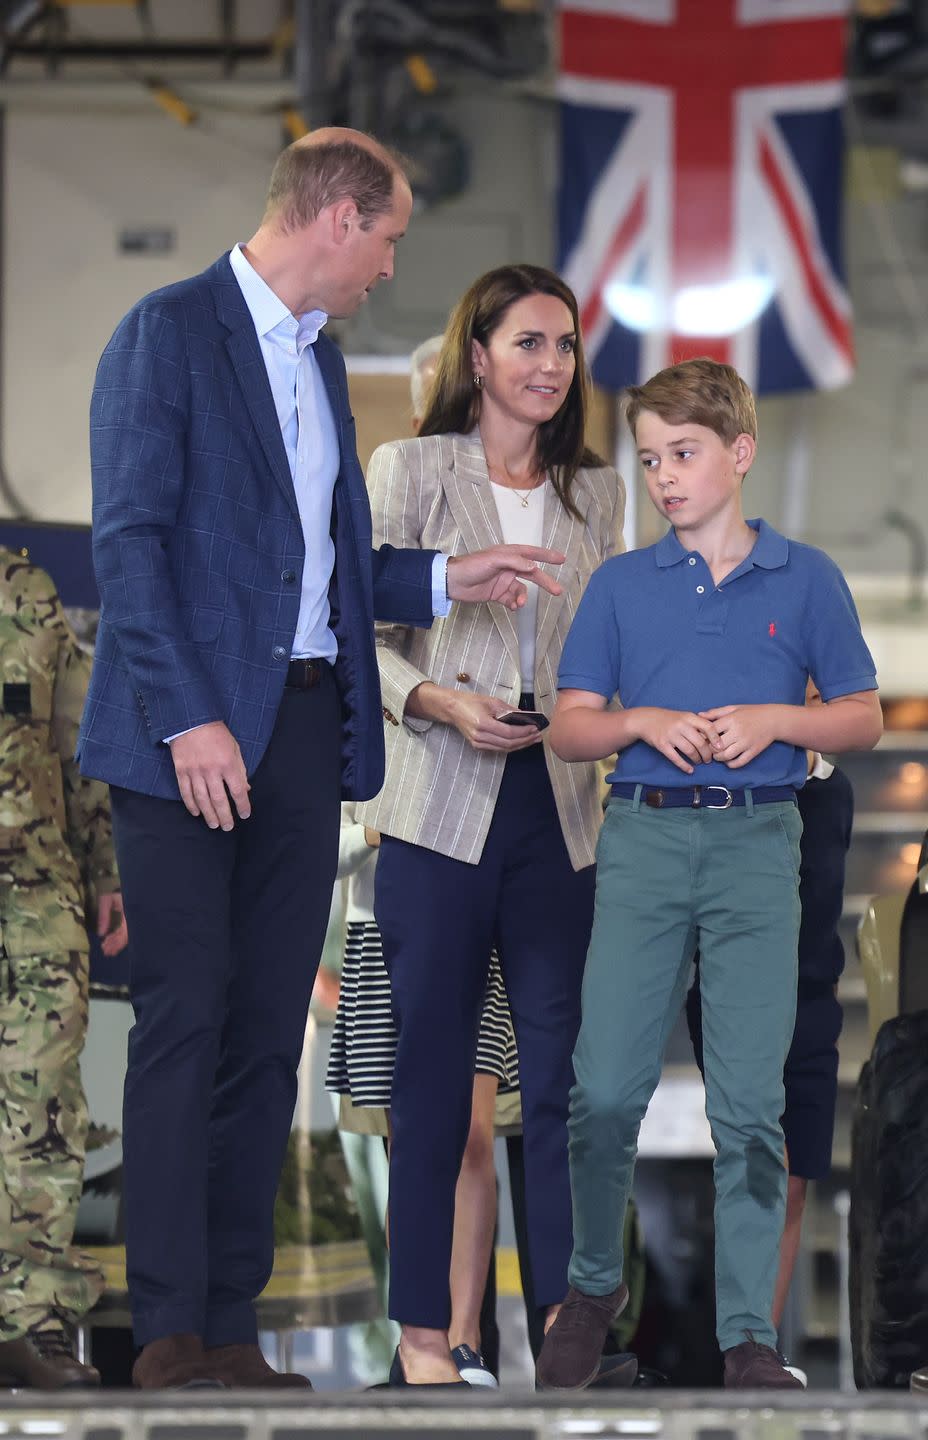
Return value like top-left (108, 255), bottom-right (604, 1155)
top-left (723, 1337), bottom-right (805, 1389)
top-left (132, 1334), bottom-right (226, 1389)
top-left (205, 1343), bottom-right (311, 1388)
top-left (535, 1282), bottom-right (628, 1390)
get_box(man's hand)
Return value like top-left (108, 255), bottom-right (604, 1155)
top-left (169, 721), bottom-right (251, 830)
top-left (699, 704), bottom-right (778, 769)
top-left (447, 545), bottom-right (564, 611)
top-left (364, 826), bottom-right (381, 848)
top-left (636, 707), bottom-right (722, 775)
top-left (447, 692), bottom-right (545, 752)
top-left (97, 892), bottom-right (128, 957)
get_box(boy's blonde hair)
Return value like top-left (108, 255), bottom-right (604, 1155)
top-left (625, 357), bottom-right (757, 444)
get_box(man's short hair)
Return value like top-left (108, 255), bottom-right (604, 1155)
top-left (625, 357), bottom-right (758, 444)
top-left (265, 138), bottom-right (406, 233)
top-left (410, 335), bottom-right (444, 418)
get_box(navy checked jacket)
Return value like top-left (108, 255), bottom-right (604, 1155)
top-left (77, 252), bottom-right (436, 802)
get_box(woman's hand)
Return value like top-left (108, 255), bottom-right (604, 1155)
top-left (405, 682), bottom-right (542, 751)
top-left (446, 692), bottom-right (544, 752)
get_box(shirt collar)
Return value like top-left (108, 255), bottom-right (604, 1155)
top-left (229, 243), bottom-right (328, 345)
top-left (655, 517), bottom-right (789, 570)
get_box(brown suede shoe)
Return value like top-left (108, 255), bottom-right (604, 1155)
top-left (535, 1282), bottom-right (628, 1390)
top-left (205, 1343), bottom-right (311, 1389)
top-left (0, 1334), bottom-right (100, 1389)
top-left (132, 1334), bottom-right (227, 1389)
top-left (724, 1337), bottom-right (805, 1389)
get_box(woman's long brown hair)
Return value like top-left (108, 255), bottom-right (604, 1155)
top-left (417, 264), bottom-right (604, 520)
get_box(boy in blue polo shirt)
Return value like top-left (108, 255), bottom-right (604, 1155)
top-left (537, 358), bottom-right (881, 1391)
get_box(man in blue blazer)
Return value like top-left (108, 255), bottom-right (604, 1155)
top-left (78, 128), bottom-right (561, 1391)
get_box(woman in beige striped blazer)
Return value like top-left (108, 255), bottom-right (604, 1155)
top-left (359, 265), bottom-right (626, 1387)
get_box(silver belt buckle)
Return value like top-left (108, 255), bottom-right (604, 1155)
top-left (705, 785), bottom-right (733, 809)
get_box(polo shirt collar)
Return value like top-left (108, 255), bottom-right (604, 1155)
top-left (655, 517), bottom-right (789, 570)
top-left (229, 242), bottom-right (328, 344)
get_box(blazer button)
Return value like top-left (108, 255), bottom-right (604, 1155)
top-left (273, 645), bottom-right (287, 661)
top-left (281, 569), bottom-right (297, 583)
top-left (456, 672), bottom-right (470, 683)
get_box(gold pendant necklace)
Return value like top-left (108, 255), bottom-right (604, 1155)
top-left (488, 461), bottom-right (540, 507)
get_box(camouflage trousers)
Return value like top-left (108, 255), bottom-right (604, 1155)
top-left (0, 950), bottom-right (104, 1339)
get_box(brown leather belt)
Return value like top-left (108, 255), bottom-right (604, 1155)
top-left (285, 658), bottom-right (327, 690)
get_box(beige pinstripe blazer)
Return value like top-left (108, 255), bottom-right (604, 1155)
top-left (357, 431), bottom-right (626, 870)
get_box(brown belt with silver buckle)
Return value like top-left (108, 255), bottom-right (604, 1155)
top-left (609, 782), bottom-right (796, 809)
top-left (285, 658), bottom-right (327, 690)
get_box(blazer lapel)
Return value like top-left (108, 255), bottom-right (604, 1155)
top-left (211, 261), bottom-right (300, 523)
top-left (444, 433), bottom-right (520, 671)
top-left (534, 473), bottom-right (589, 668)
top-left (313, 337), bottom-right (346, 444)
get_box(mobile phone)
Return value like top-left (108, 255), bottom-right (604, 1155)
top-left (497, 709), bottom-right (549, 731)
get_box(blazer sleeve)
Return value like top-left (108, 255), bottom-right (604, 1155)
top-left (369, 541), bottom-right (437, 628)
top-left (367, 441), bottom-right (442, 733)
top-left (90, 303), bottom-right (223, 741)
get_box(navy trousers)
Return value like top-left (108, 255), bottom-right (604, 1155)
top-left (110, 675), bottom-right (342, 1347)
top-left (375, 742), bottom-right (596, 1329)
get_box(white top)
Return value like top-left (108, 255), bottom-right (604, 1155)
top-left (809, 752), bottom-right (835, 781)
top-left (490, 479), bottom-right (548, 692)
top-left (337, 803), bottom-right (377, 924)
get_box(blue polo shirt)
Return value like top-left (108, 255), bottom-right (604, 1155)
top-left (557, 518), bottom-right (877, 790)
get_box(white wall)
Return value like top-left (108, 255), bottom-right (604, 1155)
top-left (2, 103), bottom-right (279, 521)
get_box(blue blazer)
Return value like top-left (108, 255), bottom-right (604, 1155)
top-left (77, 253), bottom-right (435, 802)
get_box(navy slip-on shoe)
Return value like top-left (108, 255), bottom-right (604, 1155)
top-left (451, 1344), bottom-right (498, 1388)
top-left (388, 1347), bottom-right (471, 1389)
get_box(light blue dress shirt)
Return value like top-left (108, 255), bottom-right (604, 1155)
top-left (229, 244), bottom-right (449, 663)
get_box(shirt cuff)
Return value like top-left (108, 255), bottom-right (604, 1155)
top-left (432, 553), bottom-right (452, 617)
top-left (164, 725), bottom-right (199, 744)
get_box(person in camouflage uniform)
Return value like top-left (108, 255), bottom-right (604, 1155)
top-left (0, 546), bottom-right (127, 1388)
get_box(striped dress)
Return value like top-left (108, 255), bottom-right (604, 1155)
top-left (326, 809), bottom-right (519, 1107)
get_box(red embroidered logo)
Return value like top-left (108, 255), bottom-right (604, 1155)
top-left (769, 621), bottom-right (777, 637)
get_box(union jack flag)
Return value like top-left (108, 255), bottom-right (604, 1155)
top-left (557, 0), bottom-right (855, 395)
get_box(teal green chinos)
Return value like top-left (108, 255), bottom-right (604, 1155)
top-left (568, 790), bottom-right (802, 1350)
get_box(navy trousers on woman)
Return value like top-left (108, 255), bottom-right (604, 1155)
top-left (109, 675), bottom-right (342, 1347)
top-left (375, 740), bottom-right (596, 1329)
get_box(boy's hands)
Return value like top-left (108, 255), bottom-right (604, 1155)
top-left (699, 704), bottom-right (779, 768)
top-left (635, 708), bottom-right (722, 774)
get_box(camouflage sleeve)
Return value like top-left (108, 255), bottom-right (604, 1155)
top-left (50, 596), bottom-right (120, 903)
